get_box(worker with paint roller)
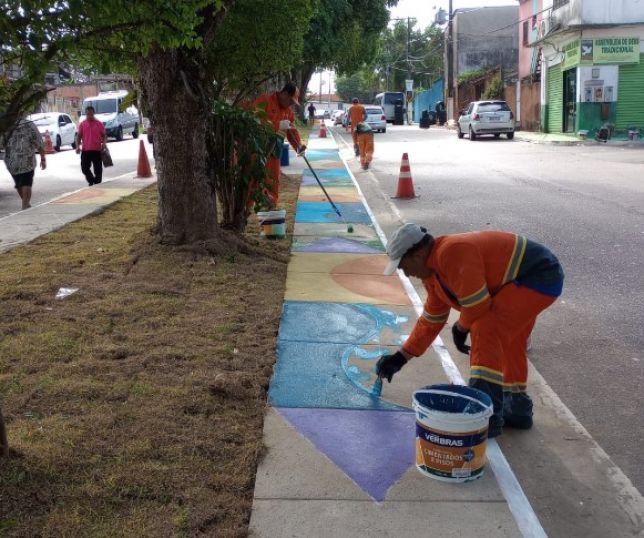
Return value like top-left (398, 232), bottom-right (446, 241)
top-left (253, 82), bottom-right (307, 206)
top-left (376, 223), bottom-right (564, 438)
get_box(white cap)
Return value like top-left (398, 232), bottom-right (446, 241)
top-left (383, 223), bottom-right (427, 275)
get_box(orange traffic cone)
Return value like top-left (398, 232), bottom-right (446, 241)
top-left (319, 120), bottom-right (327, 138)
top-left (43, 130), bottom-right (55, 154)
top-left (136, 140), bottom-right (152, 178)
top-left (393, 152), bottom-right (416, 199)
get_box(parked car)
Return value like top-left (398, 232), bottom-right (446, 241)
top-left (365, 106), bottom-right (387, 133)
top-left (332, 110), bottom-right (344, 125)
top-left (80, 90), bottom-right (139, 141)
top-left (27, 112), bottom-right (77, 152)
top-left (457, 100), bottom-right (514, 140)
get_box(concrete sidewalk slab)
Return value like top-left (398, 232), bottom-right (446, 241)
top-left (254, 409), bottom-right (506, 503)
top-left (278, 302), bottom-right (415, 346)
top-left (250, 499), bottom-right (520, 538)
top-left (293, 222), bottom-right (380, 240)
top-left (295, 201), bottom-right (371, 223)
top-left (297, 185), bottom-right (361, 203)
top-left (287, 252), bottom-right (388, 275)
top-left (284, 271), bottom-right (412, 305)
top-left (292, 235), bottom-right (385, 253)
top-left (0, 173), bottom-right (155, 254)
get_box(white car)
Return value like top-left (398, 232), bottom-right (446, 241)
top-left (364, 106), bottom-right (387, 133)
top-left (332, 110), bottom-right (344, 125)
top-left (27, 112), bottom-right (77, 151)
top-left (457, 100), bottom-right (514, 140)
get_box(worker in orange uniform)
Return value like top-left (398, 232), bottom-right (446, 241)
top-left (349, 97), bottom-right (366, 156)
top-left (355, 121), bottom-right (374, 170)
top-left (253, 82), bottom-right (307, 207)
top-left (376, 223), bottom-right (564, 438)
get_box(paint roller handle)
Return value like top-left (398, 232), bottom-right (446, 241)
top-left (301, 154), bottom-right (343, 219)
top-left (376, 351), bottom-right (407, 383)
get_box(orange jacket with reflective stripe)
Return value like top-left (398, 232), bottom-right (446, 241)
top-left (253, 92), bottom-right (302, 150)
top-left (349, 104), bottom-right (366, 130)
top-left (402, 231), bottom-right (562, 357)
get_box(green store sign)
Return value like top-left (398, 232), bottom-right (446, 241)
top-left (562, 37), bottom-right (640, 69)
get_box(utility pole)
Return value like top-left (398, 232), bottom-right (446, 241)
top-left (407, 17), bottom-right (412, 124)
top-left (447, 0), bottom-right (454, 121)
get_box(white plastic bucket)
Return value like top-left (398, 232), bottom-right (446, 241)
top-left (413, 384), bottom-right (493, 483)
top-left (257, 209), bottom-right (286, 238)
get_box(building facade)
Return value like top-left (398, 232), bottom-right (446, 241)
top-left (540, 0), bottom-right (644, 137)
top-left (446, 5), bottom-right (519, 119)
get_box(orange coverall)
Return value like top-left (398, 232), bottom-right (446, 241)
top-left (349, 104), bottom-right (366, 145)
top-left (253, 92), bottom-right (302, 206)
top-left (357, 131), bottom-right (374, 168)
top-left (402, 231), bottom-right (562, 393)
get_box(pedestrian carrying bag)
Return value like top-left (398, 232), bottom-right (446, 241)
top-left (101, 146), bottom-right (113, 167)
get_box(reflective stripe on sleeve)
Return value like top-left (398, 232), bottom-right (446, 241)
top-left (421, 310), bottom-right (450, 324)
top-left (458, 284), bottom-right (490, 307)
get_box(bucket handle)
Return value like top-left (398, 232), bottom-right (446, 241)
top-left (414, 389), bottom-right (492, 412)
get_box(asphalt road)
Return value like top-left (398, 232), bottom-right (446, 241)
top-left (334, 125), bottom-right (644, 520)
top-left (0, 136), bottom-right (153, 218)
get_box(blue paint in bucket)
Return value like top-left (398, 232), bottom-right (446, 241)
top-left (413, 384), bottom-right (493, 483)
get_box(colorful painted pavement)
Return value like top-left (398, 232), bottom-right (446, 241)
top-left (250, 127), bottom-right (519, 538)
top-left (262, 131), bottom-right (452, 499)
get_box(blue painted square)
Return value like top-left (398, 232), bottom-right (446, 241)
top-left (295, 201), bottom-right (371, 224)
top-left (269, 341), bottom-right (409, 411)
top-left (304, 149), bottom-right (340, 161)
top-left (279, 302), bottom-right (414, 346)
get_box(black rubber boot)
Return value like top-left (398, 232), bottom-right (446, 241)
top-left (503, 392), bottom-right (534, 429)
top-left (469, 378), bottom-right (504, 438)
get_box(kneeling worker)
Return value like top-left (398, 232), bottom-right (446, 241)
top-left (376, 224), bottom-right (564, 437)
top-left (355, 121), bottom-right (374, 170)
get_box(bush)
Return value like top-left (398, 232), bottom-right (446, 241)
top-left (482, 73), bottom-right (503, 100)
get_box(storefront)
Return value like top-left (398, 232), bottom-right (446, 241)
top-left (543, 33), bottom-right (644, 137)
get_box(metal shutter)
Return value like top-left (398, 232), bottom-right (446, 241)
top-left (547, 64), bottom-right (563, 133)
top-left (616, 56), bottom-right (644, 129)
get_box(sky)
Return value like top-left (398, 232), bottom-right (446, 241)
top-left (308, 0), bottom-right (519, 97)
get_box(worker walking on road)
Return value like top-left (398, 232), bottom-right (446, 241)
top-left (253, 82), bottom-right (306, 207)
top-left (376, 224), bottom-right (564, 438)
top-left (355, 121), bottom-right (374, 170)
top-left (349, 97), bottom-right (366, 156)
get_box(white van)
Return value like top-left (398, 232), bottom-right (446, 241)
top-left (374, 92), bottom-right (405, 123)
top-left (80, 90), bottom-right (139, 141)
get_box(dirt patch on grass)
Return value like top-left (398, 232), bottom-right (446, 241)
top-left (0, 172), bottom-right (300, 537)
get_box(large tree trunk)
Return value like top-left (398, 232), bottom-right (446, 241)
top-left (138, 48), bottom-right (220, 246)
top-left (0, 406), bottom-right (8, 458)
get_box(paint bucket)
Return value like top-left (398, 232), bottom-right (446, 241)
top-left (257, 209), bottom-right (286, 239)
top-left (413, 384), bottom-right (493, 483)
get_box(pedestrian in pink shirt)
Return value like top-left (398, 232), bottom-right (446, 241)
top-left (76, 106), bottom-right (107, 185)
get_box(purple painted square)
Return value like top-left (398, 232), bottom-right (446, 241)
top-left (278, 407), bottom-right (416, 502)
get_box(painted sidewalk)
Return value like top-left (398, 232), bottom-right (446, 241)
top-left (0, 172), bottom-right (156, 254)
top-left (250, 128), bottom-right (523, 536)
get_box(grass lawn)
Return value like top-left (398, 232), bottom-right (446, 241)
top-left (0, 171), bottom-right (300, 537)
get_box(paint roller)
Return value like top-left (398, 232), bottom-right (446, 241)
top-left (301, 154), bottom-right (354, 234)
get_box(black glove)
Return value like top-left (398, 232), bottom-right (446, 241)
top-left (297, 144), bottom-right (307, 155)
top-left (451, 323), bottom-right (470, 354)
top-left (376, 351), bottom-right (407, 383)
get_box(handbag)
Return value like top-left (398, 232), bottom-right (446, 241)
top-left (101, 146), bottom-right (113, 167)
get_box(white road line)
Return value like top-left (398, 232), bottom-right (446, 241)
top-left (331, 129), bottom-right (549, 538)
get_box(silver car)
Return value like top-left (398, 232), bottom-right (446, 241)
top-left (365, 106), bottom-right (387, 133)
top-left (458, 100), bottom-right (514, 140)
